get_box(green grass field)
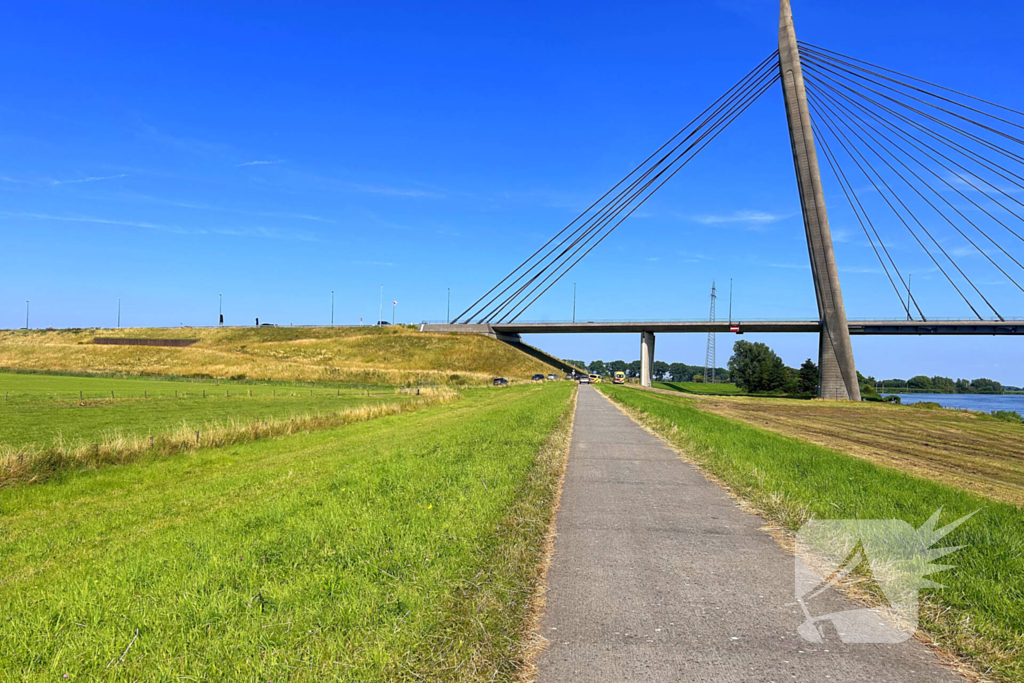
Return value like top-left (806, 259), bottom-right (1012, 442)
top-left (598, 384), bottom-right (1024, 681)
top-left (653, 381), bottom-right (746, 395)
top-left (0, 372), bottom-right (413, 451)
top-left (0, 382), bottom-right (575, 681)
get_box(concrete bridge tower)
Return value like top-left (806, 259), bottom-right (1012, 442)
top-left (779, 0), bottom-right (861, 400)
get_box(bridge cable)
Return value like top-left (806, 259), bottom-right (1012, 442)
top-left (807, 75), bottom-right (1024, 289)
top-left (798, 42), bottom-right (1024, 126)
top-left (485, 72), bottom-right (780, 324)
top-left (807, 89), bottom-right (993, 319)
top-left (810, 112), bottom-right (916, 318)
top-left (475, 59), bottom-right (780, 323)
top-left (802, 62), bottom-right (1024, 246)
top-left (806, 89), bottom-right (985, 319)
top-left (800, 55), bottom-right (1024, 173)
top-left (452, 52), bottom-right (780, 324)
top-left (501, 75), bottom-right (781, 323)
top-left (482, 68), bottom-right (780, 323)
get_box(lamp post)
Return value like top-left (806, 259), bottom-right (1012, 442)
top-left (728, 278), bottom-right (733, 325)
top-left (447, 288), bottom-right (451, 324)
top-left (906, 274), bottom-right (913, 321)
top-left (219, 293), bottom-right (223, 326)
top-left (572, 283), bottom-right (576, 323)
top-left (392, 300), bottom-right (397, 325)
top-left (117, 298), bottom-right (121, 328)
top-left (331, 290), bottom-right (335, 327)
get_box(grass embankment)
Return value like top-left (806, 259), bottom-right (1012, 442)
top-left (0, 382), bottom-right (576, 681)
top-left (0, 326), bottom-right (558, 386)
top-left (653, 381), bottom-right (745, 396)
top-left (690, 393), bottom-right (1024, 506)
top-left (0, 371), bottom-right (455, 486)
top-left (598, 384), bottom-right (1024, 681)
top-left (0, 372), bottom-right (419, 451)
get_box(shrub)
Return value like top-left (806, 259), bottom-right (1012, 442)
top-left (990, 410), bottom-right (1024, 424)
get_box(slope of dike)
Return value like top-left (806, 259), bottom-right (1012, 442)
top-left (0, 326), bottom-right (562, 385)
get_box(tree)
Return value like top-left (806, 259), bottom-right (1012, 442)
top-left (797, 359), bottom-right (818, 395)
top-left (668, 363), bottom-right (694, 382)
top-left (907, 375), bottom-right (933, 392)
top-left (587, 360), bottom-right (606, 376)
top-left (653, 361), bottom-right (670, 381)
top-left (970, 378), bottom-right (1003, 394)
top-left (608, 360), bottom-right (628, 375)
top-left (692, 373), bottom-right (704, 383)
top-left (931, 376), bottom-right (956, 394)
top-left (955, 378), bottom-right (971, 393)
top-left (728, 341), bottom-right (790, 393)
top-left (627, 360), bottom-right (642, 378)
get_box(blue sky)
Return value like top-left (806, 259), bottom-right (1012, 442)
top-left (4, 0), bottom-right (1024, 383)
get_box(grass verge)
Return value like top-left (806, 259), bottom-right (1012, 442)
top-left (0, 383), bottom-right (575, 681)
top-left (598, 384), bottom-right (1024, 682)
top-left (1, 388), bottom-right (458, 487)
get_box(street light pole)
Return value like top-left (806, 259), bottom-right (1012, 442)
top-left (117, 298), bottom-right (121, 328)
top-left (392, 300), bottom-right (396, 325)
top-left (331, 291), bottom-right (335, 327)
top-left (572, 283), bottom-right (576, 323)
top-left (219, 293), bottom-right (223, 326)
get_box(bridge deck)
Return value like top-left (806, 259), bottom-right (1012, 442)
top-left (422, 321), bottom-right (1024, 336)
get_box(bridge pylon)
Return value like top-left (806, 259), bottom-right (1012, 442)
top-left (779, 0), bottom-right (860, 401)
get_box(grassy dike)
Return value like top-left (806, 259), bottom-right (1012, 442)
top-left (0, 383), bottom-right (575, 681)
top-left (597, 384), bottom-right (1024, 682)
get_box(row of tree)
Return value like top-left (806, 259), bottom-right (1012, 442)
top-left (563, 359), bottom-right (730, 383)
top-left (568, 341), bottom-right (1017, 396)
top-left (872, 376), bottom-right (1011, 394)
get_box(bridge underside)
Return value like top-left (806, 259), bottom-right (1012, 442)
top-left (421, 321), bottom-right (1024, 336)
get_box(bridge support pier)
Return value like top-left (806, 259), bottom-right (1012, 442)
top-left (640, 331), bottom-right (655, 387)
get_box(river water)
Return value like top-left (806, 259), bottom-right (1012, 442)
top-left (880, 392), bottom-right (1024, 412)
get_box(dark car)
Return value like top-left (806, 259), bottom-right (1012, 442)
top-left (376, 321), bottom-right (391, 326)
top-left (531, 374), bottom-right (545, 382)
top-left (493, 377), bottom-right (509, 386)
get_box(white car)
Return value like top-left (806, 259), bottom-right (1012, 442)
top-left (578, 375), bottom-right (591, 384)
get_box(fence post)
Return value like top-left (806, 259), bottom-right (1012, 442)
top-left (150, 436), bottom-right (154, 447)
top-left (111, 390), bottom-right (114, 399)
top-left (203, 389), bottom-right (206, 399)
top-left (80, 390), bottom-right (83, 400)
top-left (196, 431), bottom-right (200, 444)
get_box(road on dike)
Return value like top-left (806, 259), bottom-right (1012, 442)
top-left (533, 385), bottom-right (962, 682)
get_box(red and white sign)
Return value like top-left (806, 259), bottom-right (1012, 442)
top-left (730, 325), bottom-right (740, 332)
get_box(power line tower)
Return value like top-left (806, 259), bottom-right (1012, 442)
top-left (704, 281), bottom-right (717, 384)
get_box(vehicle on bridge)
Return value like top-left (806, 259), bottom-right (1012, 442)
top-left (613, 371), bottom-right (626, 385)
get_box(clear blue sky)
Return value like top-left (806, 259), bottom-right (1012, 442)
top-left (4, 1), bottom-right (1024, 383)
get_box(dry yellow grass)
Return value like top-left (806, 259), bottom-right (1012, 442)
top-left (0, 326), bottom-right (559, 385)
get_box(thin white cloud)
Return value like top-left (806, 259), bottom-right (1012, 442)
top-left (350, 260), bottom-right (396, 266)
top-left (690, 210), bottom-right (793, 226)
top-left (50, 173), bottom-right (127, 186)
top-left (3, 211), bottom-right (318, 241)
top-left (236, 159), bottom-right (285, 167)
top-left (348, 183), bottom-right (443, 198)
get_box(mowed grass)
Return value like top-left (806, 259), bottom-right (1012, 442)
top-left (0, 326), bottom-right (559, 386)
top-left (0, 382), bottom-right (575, 681)
top-left (0, 372), bottom-right (413, 451)
top-left (691, 392), bottom-right (1024, 506)
top-left (653, 381), bottom-right (745, 396)
top-left (598, 384), bottom-right (1024, 681)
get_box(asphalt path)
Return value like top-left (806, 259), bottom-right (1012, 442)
top-left (533, 385), bottom-right (962, 682)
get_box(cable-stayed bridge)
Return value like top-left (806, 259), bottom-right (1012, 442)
top-left (429, 0), bottom-right (1024, 398)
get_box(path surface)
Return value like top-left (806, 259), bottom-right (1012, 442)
top-left (534, 385), bottom-right (961, 682)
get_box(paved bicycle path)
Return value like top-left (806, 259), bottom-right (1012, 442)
top-left (534, 385), bottom-right (961, 682)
